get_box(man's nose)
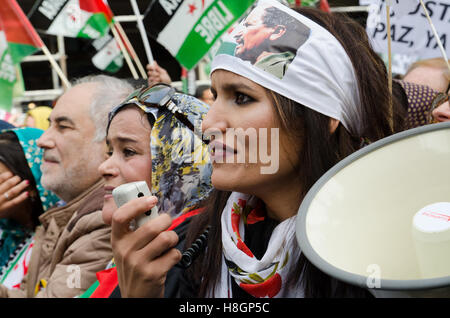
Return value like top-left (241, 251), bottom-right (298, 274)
top-left (37, 129), bottom-right (56, 149)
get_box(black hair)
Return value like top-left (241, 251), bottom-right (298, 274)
top-left (194, 85), bottom-right (211, 99)
top-left (0, 131), bottom-right (42, 227)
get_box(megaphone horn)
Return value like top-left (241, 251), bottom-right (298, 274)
top-left (296, 121), bottom-right (450, 297)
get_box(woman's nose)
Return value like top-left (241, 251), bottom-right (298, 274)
top-left (98, 157), bottom-right (119, 179)
top-left (432, 100), bottom-right (450, 122)
top-left (202, 100), bottom-right (228, 140)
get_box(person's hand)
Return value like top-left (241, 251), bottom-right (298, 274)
top-left (111, 196), bottom-right (181, 298)
top-left (146, 61), bottom-right (172, 87)
top-left (0, 171), bottom-right (29, 213)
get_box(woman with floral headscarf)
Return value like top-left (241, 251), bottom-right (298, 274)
top-left (79, 89), bottom-right (212, 298)
top-left (0, 127), bottom-right (60, 289)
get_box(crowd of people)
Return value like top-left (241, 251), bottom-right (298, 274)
top-left (0, 0), bottom-right (449, 299)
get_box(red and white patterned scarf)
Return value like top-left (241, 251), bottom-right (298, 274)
top-left (210, 192), bottom-right (304, 298)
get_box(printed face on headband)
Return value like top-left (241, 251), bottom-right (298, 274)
top-left (224, 3), bottom-right (310, 79)
top-left (212, 0), bottom-right (362, 135)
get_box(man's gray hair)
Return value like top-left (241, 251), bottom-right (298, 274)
top-left (72, 75), bottom-right (135, 142)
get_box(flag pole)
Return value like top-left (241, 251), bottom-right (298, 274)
top-left (419, 0), bottom-right (450, 74)
top-left (114, 21), bottom-right (147, 79)
top-left (40, 44), bottom-right (71, 89)
top-left (111, 25), bottom-right (139, 79)
top-left (129, 0), bottom-right (155, 66)
top-left (386, 2), bottom-right (392, 95)
top-left (386, 2), bottom-right (393, 131)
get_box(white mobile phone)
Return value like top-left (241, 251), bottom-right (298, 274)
top-left (112, 181), bottom-right (158, 228)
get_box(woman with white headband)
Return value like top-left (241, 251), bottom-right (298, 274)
top-left (110, 0), bottom-right (404, 298)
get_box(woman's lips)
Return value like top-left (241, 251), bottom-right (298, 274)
top-left (209, 140), bottom-right (237, 161)
top-left (104, 186), bottom-right (115, 200)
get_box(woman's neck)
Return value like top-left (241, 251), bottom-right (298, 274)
top-left (257, 179), bottom-right (303, 222)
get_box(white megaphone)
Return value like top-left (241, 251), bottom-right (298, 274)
top-left (296, 121), bottom-right (450, 297)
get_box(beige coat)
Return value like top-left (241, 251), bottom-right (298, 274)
top-left (0, 180), bottom-right (112, 298)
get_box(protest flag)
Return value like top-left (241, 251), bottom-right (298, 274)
top-left (287, 0), bottom-right (330, 12)
top-left (91, 32), bottom-right (123, 73)
top-left (0, 0), bottom-right (43, 64)
top-left (0, 43), bottom-right (18, 111)
top-left (109, 25), bottom-right (139, 79)
top-left (0, 0), bottom-right (43, 110)
top-left (113, 22), bottom-right (147, 79)
top-left (143, 0), bottom-right (257, 70)
top-left (0, 0), bottom-right (70, 107)
top-left (29, 0), bottom-right (141, 78)
top-left (28, 0), bottom-right (113, 39)
top-left (130, 0), bottom-right (154, 67)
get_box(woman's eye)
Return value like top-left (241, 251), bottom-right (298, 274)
top-left (106, 150), bottom-right (113, 157)
top-left (235, 92), bottom-right (253, 105)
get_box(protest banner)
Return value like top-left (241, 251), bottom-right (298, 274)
top-left (363, 0), bottom-right (450, 74)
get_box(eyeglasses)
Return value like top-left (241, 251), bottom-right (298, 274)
top-left (107, 83), bottom-right (196, 135)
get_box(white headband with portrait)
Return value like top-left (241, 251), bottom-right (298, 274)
top-left (211, 0), bottom-right (362, 136)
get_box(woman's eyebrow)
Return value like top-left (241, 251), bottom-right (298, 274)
top-left (221, 82), bottom-right (255, 92)
top-left (115, 136), bottom-right (139, 144)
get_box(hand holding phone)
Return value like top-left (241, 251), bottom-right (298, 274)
top-left (112, 181), bottom-right (158, 229)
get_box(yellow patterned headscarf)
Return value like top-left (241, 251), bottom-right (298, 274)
top-left (108, 92), bottom-right (213, 218)
top-left (150, 93), bottom-right (212, 217)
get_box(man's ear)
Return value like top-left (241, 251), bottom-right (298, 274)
top-left (329, 118), bottom-right (340, 134)
top-left (269, 25), bottom-right (286, 41)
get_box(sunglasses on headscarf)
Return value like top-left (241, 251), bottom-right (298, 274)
top-left (429, 92), bottom-right (450, 123)
top-left (107, 83), bottom-right (197, 136)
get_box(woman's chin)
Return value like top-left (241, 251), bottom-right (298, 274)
top-left (101, 200), bottom-right (116, 225)
top-left (211, 165), bottom-right (255, 194)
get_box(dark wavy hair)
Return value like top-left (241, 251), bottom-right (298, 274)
top-left (0, 131), bottom-right (42, 227)
top-left (183, 7), bottom-right (405, 298)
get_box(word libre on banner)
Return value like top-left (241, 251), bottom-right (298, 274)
top-left (144, 0), bottom-right (256, 70)
top-left (363, 0), bottom-right (450, 74)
